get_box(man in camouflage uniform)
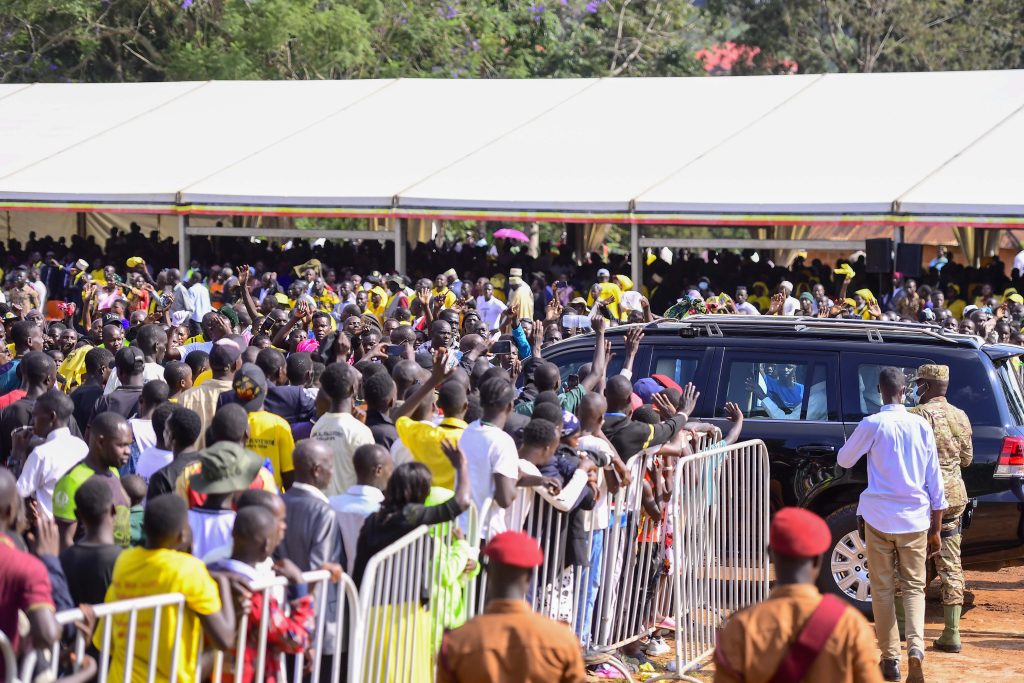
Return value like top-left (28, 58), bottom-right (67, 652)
top-left (910, 364), bottom-right (973, 653)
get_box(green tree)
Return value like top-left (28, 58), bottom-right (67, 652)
top-left (707, 0), bottom-right (1024, 74)
top-left (0, 1), bottom-right (710, 83)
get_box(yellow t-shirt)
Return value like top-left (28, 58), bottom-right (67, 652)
top-left (58, 344), bottom-right (93, 392)
top-left (192, 368), bottom-right (213, 387)
top-left (246, 410), bottom-right (295, 490)
top-left (587, 282), bottom-right (623, 320)
top-left (96, 547), bottom-right (221, 683)
top-left (431, 287), bottom-right (457, 310)
top-left (395, 416), bottom-right (466, 490)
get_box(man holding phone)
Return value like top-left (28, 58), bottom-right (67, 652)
top-left (837, 367), bottom-right (946, 683)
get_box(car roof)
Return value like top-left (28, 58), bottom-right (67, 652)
top-left (545, 316), bottom-right (1017, 355)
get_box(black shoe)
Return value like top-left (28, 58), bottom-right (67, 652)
top-left (880, 658), bottom-right (901, 682)
top-left (907, 648), bottom-right (925, 683)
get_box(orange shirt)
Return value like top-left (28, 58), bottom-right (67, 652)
top-left (437, 599), bottom-right (585, 683)
top-left (713, 584), bottom-right (882, 683)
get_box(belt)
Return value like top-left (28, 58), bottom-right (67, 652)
top-left (940, 525), bottom-right (961, 539)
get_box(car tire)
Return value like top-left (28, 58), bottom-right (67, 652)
top-left (818, 503), bottom-right (873, 619)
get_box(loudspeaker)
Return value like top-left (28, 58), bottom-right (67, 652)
top-left (865, 238), bottom-right (893, 274)
top-left (895, 242), bottom-right (923, 278)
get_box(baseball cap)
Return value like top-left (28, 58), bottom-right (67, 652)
top-left (190, 442), bottom-right (263, 495)
top-left (482, 531), bottom-right (544, 569)
top-left (769, 507), bottom-right (831, 558)
top-left (650, 374), bottom-right (682, 394)
top-left (232, 363), bottom-right (267, 412)
top-left (633, 377), bottom-right (662, 404)
top-left (597, 268), bottom-right (610, 278)
top-left (114, 346), bottom-right (145, 375)
top-left (209, 343), bottom-right (241, 371)
top-left (561, 410), bottom-right (580, 437)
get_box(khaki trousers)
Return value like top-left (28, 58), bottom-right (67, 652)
top-left (865, 523), bottom-right (928, 658)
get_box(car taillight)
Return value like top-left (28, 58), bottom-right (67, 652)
top-left (995, 436), bottom-right (1024, 478)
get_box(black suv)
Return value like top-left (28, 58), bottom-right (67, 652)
top-left (541, 315), bottom-right (1024, 614)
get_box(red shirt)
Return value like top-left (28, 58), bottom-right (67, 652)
top-left (0, 535), bottom-right (54, 673)
top-left (0, 389), bottom-right (26, 410)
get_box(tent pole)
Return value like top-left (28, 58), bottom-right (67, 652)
top-left (178, 214), bottom-right (189, 272)
top-left (630, 222), bottom-right (640, 287)
top-left (394, 218), bottom-right (406, 274)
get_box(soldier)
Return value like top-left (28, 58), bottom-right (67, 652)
top-left (910, 364), bottom-right (973, 653)
top-left (713, 508), bottom-right (882, 683)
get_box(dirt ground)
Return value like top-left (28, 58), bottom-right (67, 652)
top-left (590, 565), bottom-right (1024, 681)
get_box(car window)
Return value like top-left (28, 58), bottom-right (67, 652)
top-left (717, 354), bottom-right (837, 421)
top-left (649, 350), bottom-right (700, 388)
top-left (845, 355), bottom-right (998, 426)
top-left (548, 350), bottom-right (624, 388)
top-left (995, 358), bottom-right (1024, 425)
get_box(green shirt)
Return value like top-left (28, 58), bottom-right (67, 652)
top-left (53, 462), bottom-right (132, 547)
top-left (514, 385), bottom-right (587, 417)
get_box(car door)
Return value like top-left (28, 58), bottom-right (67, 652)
top-left (644, 345), bottom-right (716, 418)
top-left (704, 348), bottom-right (844, 509)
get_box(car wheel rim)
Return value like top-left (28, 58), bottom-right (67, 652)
top-left (830, 531), bottom-right (871, 603)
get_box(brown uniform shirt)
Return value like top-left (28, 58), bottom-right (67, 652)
top-left (713, 584), bottom-right (882, 683)
top-left (437, 598), bottom-right (586, 683)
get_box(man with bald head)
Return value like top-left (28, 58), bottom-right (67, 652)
top-left (276, 439), bottom-right (345, 572)
top-left (276, 439), bottom-right (345, 676)
top-left (53, 411), bottom-right (134, 549)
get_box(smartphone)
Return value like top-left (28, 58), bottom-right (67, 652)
top-left (562, 314), bottom-right (593, 330)
top-left (445, 349), bottom-right (462, 370)
top-left (387, 344), bottom-right (405, 357)
top-left (491, 340), bottom-right (513, 355)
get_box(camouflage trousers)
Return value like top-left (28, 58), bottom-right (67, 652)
top-left (931, 505), bottom-right (965, 606)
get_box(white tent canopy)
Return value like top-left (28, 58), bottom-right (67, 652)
top-left (0, 71), bottom-right (1022, 224)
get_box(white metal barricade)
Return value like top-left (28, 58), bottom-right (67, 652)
top-left (665, 439), bottom-right (770, 680)
top-left (352, 503), bottom-right (478, 683)
top-left (204, 568), bottom-right (359, 683)
top-left (21, 592), bottom-right (186, 683)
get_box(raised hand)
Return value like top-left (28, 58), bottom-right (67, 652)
top-left (624, 326), bottom-right (644, 357)
top-left (723, 401), bottom-right (744, 423)
top-left (440, 438), bottom-right (466, 468)
top-left (651, 392), bottom-right (677, 418)
top-left (768, 292), bottom-right (785, 315)
top-left (237, 264), bottom-right (251, 287)
top-left (679, 382), bottom-right (699, 416)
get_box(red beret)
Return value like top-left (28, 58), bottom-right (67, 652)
top-left (483, 531), bottom-right (544, 569)
top-left (770, 507), bottom-right (831, 558)
top-left (651, 374), bottom-right (683, 394)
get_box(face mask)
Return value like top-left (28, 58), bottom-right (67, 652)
top-left (906, 382), bottom-right (925, 406)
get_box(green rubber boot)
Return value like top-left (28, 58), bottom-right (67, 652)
top-left (934, 605), bottom-right (962, 653)
top-left (894, 596), bottom-right (906, 641)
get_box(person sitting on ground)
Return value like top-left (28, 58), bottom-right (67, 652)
top-left (330, 443), bottom-right (394, 574)
top-left (713, 508), bottom-right (880, 683)
top-left (437, 530), bottom-right (586, 683)
top-left (98, 493), bottom-right (237, 683)
top-left (59, 476), bottom-right (122, 605)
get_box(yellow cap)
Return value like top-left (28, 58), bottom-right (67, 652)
top-left (126, 256), bottom-right (144, 268)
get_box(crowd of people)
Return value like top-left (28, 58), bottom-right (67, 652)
top-left (0, 226), bottom-right (1001, 683)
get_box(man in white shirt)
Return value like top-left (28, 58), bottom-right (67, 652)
top-left (329, 443), bottom-right (392, 573)
top-left (311, 363), bottom-right (374, 497)
top-left (733, 286), bottom-right (761, 316)
top-left (459, 377), bottom-right (520, 533)
top-left (188, 271), bottom-right (213, 324)
top-left (14, 390), bottom-right (89, 517)
top-left (837, 367), bottom-right (946, 683)
top-left (779, 281), bottom-right (801, 316)
top-left (475, 281), bottom-right (507, 331)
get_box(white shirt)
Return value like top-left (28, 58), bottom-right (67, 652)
top-left (577, 434), bottom-right (614, 531)
top-left (188, 283), bottom-right (213, 323)
top-left (1014, 250), bottom-right (1024, 275)
top-left (459, 420), bottom-right (519, 531)
top-left (781, 295), bottom-right (801, 316)
top-left (129, 417), bottom-right (157, 452)
top-left (15, 427), bottom-right (89, 517)
top-left (619, 291), bottom-right (643, 315)
top-left (330, 484), bottom-right (385, 573)
top-left (104, 361), bottom-right (166, 395)
top-left (310, 413), bottom-right (374, 497)
top-left (187, 508), bottom-right (236, 560)
top-left (290, 481), bottom-right (331, 504)
top-left (136, 446), bottom-right (173, 482)
top-left (837, 404), bottom-right (947, 533)
top-left (735, 301), bottom-right (760, 316)
top-left (475, 296), bottom-right (507, 331)
top-left (511, 459), bottom-right (590, 529)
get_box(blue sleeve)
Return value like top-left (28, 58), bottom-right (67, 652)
top-left (512, 324), bottom-right (531, 361)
